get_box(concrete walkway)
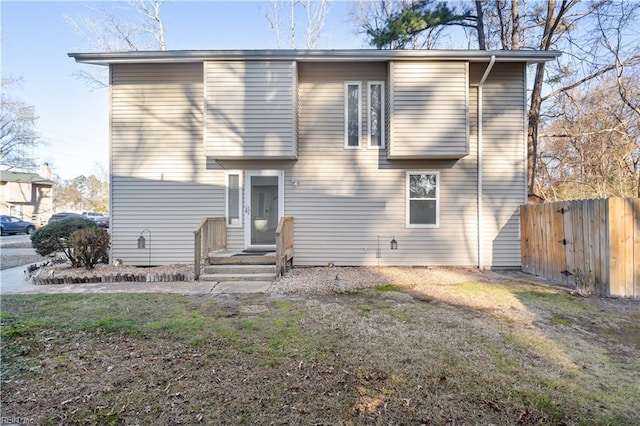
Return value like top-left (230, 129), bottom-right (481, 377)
top-left (1, 248), bottom-right (38, 256)
top-left (0, 264), bottom-right (272, 295)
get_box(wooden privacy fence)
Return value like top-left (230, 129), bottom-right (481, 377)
top-left (521, 198), bottom-right (640, 298)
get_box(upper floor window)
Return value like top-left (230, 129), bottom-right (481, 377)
top-left (406, 171), bottom-right (439, 228)
top-left (368, 81), bottom-right (385, 149)
top-left (344, 81), bottom-right (361, 149)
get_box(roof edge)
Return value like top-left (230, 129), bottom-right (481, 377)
top-left (68, 49), bottom-right (561, 66)
top-left (0, 171), bottom-right (54, 185)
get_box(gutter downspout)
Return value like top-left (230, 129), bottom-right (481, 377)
top-left (477, 55), bottom-right (496, 269)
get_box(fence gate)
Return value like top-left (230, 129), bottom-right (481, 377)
top-left (520, 198), bottom-right (640, 298)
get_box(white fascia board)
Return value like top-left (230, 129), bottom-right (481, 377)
top-left (68, 49), bottom-right (561, 66)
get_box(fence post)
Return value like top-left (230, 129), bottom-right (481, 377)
top-left (520, 205), bottom-right (529, 273)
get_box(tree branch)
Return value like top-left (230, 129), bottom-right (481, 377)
top-left (541, 55), bottom-right (640, 102)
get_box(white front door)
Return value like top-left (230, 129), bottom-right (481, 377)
top-left (244, 170), bottom-right (284, 250)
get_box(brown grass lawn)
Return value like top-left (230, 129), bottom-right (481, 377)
top-left (1, 277), bottom-right (639, 425)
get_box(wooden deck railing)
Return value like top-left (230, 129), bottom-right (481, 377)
top-left (275, 216), bottom-right (294, 277)
top-left (194, 217), bottom-right (226, 280)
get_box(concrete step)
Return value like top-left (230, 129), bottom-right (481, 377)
top-left (199, 272), bottom-right (275, 282)
top-left (204, 264), bottom-right (276, 275)
top-left (208, 253), bottom-right (276, 265)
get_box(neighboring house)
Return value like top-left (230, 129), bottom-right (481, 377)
top-left (0, 166), bottom-right (54, 226)
top-left (69, 49), bottom-right (560, 268)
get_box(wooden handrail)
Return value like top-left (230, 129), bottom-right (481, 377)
top-left (275, 216), bottom-right (294, 277)
top-left (193, 217), bottom-right (227, 280)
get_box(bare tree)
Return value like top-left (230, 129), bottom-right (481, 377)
top-left (303, 0), bottom-right (328, 48)
top-left (0, 79), bottom-right (40, 171)
top-left (130, 0), bottom-right (166, 50)
top-left (474, 1), bottom-right (486, 50)
top-left (355, 1), bottom-right (639, 198)
top-left (66, 1), bottom-right (167, 89)
top-left (472, 0), bottom-right (639, 195)
top-left (264, 0), bottom-right (284, 48)
top-left (526, 0), bottom-right (577, 194)
top-left (66, 1), bottom-right (166, 51)
top-left (350, 0), bottom-right (397, 47)
top-left (53, 173), bottom-right (109, 213)
top-left (264, 0), bottom-right (329, 49)
top-left (596, 1), bottom-right (640, 119)
top-left (538, 75), bottom-right (640, 199)
top-left (532, 1), bottom-right (640, 196)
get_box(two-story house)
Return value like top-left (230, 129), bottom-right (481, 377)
top-left (0, 166), bottom-right (54, 226)
top-left (69, 49), bottom-right (559, 269)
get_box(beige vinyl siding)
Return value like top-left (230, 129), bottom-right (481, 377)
top-left (111, 63), bottom-right (225, 265)
top-left (204, 60), bottom-right (297, 159)
top-left (4, 182), bottom-right (32, 203)
top-left (475, 62), bottom-right (526, 268)
top-left (389, 61), bottom-right (469, 159)
top-left (108, 59), bottom-right (525, 268)
top-left (286, 62), bottom-right (478, 266)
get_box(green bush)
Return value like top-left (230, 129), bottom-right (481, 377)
top-left (69, 227), bottom-right (110, 270)
top-left (30, 217), bottom-right (97, 267)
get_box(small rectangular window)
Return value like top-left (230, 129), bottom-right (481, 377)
top-left (344, 81), bottom-right (361, 148)
top-left (406, 172), bottom-right (439, 228)
top-left (226, 172), bottom-right (242, 227)
top-left (368, 81), bottom-right (385, 149)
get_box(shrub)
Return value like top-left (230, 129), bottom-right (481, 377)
top-left (31, 217), bottom-right (97, 267)
top-left (69, 227), bottom-right (110, 270)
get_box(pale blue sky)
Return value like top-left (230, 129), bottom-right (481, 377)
top-left (1, 0), bottom-right (369, 180)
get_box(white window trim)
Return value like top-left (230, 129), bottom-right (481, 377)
top-left (406, 171), bottom-right (440, 228)
top-left (225, 171), bottom-right (243, 228)
top-left (367, 81), bottom-right (385, 149)
top-left (344, 81), bottom-right (361, 149)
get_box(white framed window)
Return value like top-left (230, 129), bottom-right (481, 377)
top-left (368, 81), bottom-right (385, 149)
top-left (225, 171), bottom-right (242, 227)
top-left (344, 81), bottom-right (361, 149)
top-left (406, 171), bottom-right (439, 228)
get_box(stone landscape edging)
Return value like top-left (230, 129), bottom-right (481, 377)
top-left (30, 272), bottom-right (195, 285)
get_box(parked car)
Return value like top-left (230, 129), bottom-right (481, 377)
top-left (94, 215), bottom-right (110, 228)
top-left (0, 215), bottom-right (36, 235)
top-left (48, 212), bottom-right (83, 223)
top-left (82, 211), bottom-right (104, 220)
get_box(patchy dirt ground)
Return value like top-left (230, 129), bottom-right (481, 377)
top-left (2, 277), bottom-right (639, 425)
top-left (269, 265), bottom-right (514, 294)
